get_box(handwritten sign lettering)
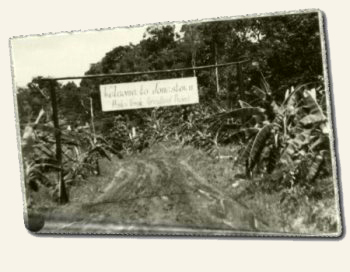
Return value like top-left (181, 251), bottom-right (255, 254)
top-left (100, 77), bottom-right (199, 111)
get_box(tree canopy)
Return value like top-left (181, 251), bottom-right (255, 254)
top-left (18, 11), bottom-right (323, 126)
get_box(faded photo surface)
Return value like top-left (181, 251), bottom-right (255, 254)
top-left (10, 10), bottom-right (342, 236)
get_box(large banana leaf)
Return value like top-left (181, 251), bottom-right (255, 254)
top-left (300, 113), bottom-right (326, 126)
top-left (248, 124), bottom-right (273, 172)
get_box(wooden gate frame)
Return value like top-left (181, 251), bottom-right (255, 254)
top-left (42, 59), bottom-right (250, 204)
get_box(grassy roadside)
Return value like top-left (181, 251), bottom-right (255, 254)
top-left (187, 146), bottom-right (340, 235)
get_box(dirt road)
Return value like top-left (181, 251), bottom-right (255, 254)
top-left (40, 145), bottom-right (269, 235)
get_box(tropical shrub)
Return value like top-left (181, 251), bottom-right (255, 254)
top-left (21, 109), bottom-right (121, 204)
top-left (207, 77), bottom-right (332, 193)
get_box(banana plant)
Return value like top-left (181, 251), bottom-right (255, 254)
top-left (239, 84), bottom-right (331, 186)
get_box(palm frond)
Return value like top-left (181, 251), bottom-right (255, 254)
top-left (238, 100), bottom-right (253, 108)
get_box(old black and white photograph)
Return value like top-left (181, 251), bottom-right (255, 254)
top-left (10, 10), bottom-right (342, 236)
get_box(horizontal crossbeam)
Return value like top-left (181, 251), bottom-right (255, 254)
top-left (42, 59), bottom-right (250, 81)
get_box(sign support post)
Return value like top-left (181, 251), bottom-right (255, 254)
top-left (49, 80), bottom-right (68, 204)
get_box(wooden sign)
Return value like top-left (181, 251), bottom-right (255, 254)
top-left (100, 77), bottom-right (199, 111)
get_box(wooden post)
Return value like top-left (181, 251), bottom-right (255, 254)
top-left (237, 62), bottom-right (244, 101)
top-left (49, 80), bottom-right (68, 204)
top-left (214, 43), bottom-right (220, 94)
top-left (89, 96), bottom-right (96, 143)
top-left (227, 67), bottom-right (235, 109)
top-left (189, 25), bottom-right (197, 77)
